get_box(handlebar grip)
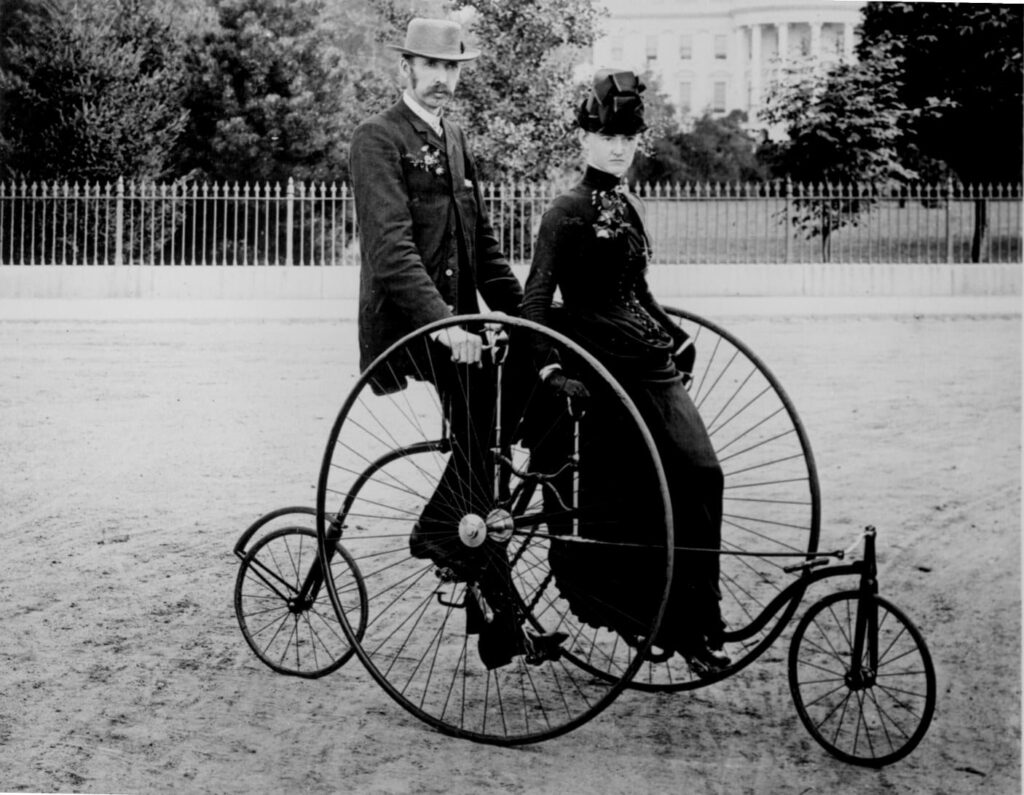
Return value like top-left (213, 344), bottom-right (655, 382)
top-left (784, 557), bottom-right (830, 574)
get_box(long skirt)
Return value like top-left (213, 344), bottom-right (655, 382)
top-left (544, 372), bottom-right (725, 650)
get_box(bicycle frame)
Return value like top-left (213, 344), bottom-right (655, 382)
top-left (723, 526), bottom-right (878, 644)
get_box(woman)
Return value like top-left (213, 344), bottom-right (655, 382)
top-left (521, 68), bottom-right (730, 676)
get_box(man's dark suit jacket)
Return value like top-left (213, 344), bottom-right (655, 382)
top-left (349, 99), bottom-right (522, 388)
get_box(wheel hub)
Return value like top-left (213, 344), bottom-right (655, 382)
top-left (485, 508), bottom-right (514, 542)
top-left (458, 513), bottom-right (487, 547)
top-left (845, 666), bottom-right (876, 690)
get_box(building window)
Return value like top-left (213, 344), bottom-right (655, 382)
top-left (679, 34), bottom-right (692, 60)
top-left (714, 34), bottom-right (727, 60)
top-left (713, 81), bottom-right (727, 112)
top-left (610, 35), bottom-right (624, 63)
top-left (646, 34), bottom-right (658, 67)
top-left (679, 81), bottom-right (692, 115)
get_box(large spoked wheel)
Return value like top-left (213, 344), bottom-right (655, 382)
top-left (316, 315), bottom-right (674, 745)
top-left (788, 591), bottom-right (937, 766)
top-left (622, 307), bottom-right (821, 691)
top-left (235, 526), bottom-right (368, 678)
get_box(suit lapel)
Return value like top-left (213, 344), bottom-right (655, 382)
top-left (393, 100), bottom-right (445, 151)
top-left (392, 101), bottom-right (466, 191)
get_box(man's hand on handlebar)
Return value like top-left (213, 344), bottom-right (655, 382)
top-left (435, 326), bottom-right (483, 365)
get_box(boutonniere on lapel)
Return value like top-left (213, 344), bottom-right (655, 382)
top-left (404, 144), bottom-right (446, 177)
top-left (591, 185), bottom-right (631, 239)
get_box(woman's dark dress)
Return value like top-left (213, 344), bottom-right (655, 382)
top-left (521, 166), bottom-right (724, 652)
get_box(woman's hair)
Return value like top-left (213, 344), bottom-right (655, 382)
top-left (575, 69), bottom-right (647, 135)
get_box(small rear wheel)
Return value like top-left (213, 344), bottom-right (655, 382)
top-left (234, 527), bottom-right (367, 678)
top-left (788, 591), bottom-right (936, 766)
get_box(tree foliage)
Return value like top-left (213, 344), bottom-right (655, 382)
top-left (0, 0), bottom-right (192, 182)
top-left (760, 2), bottom-right (1022, 187)
top-left (444, 0), bottom-right (603, 182)
top-left (632, 110), bottom-right (768, 186)
top-left (760, 55), bottom-right (917, 187)
top-left (757, 2), bottom-right (1022, 259)
top-left (857, 2), bottom-right (1023, 185)
top-left (176, 0), bottom-right (393, 183)
top-left (759, 54), bottom-right (920, 256)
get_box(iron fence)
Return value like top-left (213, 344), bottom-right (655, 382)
top-left (1, 177), bottom-right (1020, 266)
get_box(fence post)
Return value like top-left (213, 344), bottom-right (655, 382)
top-left (945, 176), bottom-right (953, 264)
top-left (285, 177), bottom-right (295, 267)
top-left (114, 176), bottom-right (124, 266)
top-left (784, 177), bottom-right (792, 263)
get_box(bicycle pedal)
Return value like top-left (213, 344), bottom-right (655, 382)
top-left (467, 582), bottom-right (494, 624)
top-left (434, 565), bottom-right (468, 584)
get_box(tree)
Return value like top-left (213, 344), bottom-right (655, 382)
top-left (858, 2), bottom-right (1022, 186)
top-left (857, 2), bottom-right (1023, 260)
top-left (444, 0), bottom-right (603, 182)
top-left (631, 110), bottom-right (768, 186)
top-left (760, 2), bottom-right (1022, 261)
top-left (177, 0), bottom-right (392, 183)
top-left (0, 0), bottom-right (192, 182)
top-left (759, 53), bottom-right (918, 259)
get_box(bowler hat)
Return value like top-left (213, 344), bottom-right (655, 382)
top-left (388, 17), bottom-right (480, 61)
top-left (576, 69), bottom-right (647, 135)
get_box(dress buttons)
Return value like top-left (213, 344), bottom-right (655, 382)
top-left (445, 269), bottom-right (454, 276)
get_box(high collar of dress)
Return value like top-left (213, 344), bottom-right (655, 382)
top-left (581, 166), bottom-right (624, 193)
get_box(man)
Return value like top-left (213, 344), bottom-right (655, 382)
top-left (350, 18), bottom-right (550, 668)
top-left (350, 17), bottom-right (522, 374)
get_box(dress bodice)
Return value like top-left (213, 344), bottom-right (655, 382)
top-left (523, 167), bottom-right (686, 381)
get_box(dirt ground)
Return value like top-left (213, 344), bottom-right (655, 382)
top-left (0, 299), bottom-right (1019, 794)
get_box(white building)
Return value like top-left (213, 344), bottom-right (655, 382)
top-left (586, 0), bottom-right (866, 131)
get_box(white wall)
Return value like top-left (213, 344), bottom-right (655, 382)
top-left (1, 263), bottom-right (1019, 301)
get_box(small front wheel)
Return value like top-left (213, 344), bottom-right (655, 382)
top-left (235, 527), bottom-right (367, 678)
top-left (788, 591), bottom-right (936, 766)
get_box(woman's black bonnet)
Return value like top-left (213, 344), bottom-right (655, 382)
top-left (576, 69), bottom-right (647, 135)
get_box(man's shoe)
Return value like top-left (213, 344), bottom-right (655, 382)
top-left (522, 627), bottom-right (569, 665)
top-left (410, 522), bottom-right (461, 563)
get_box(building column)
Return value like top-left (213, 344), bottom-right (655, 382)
top-left (809, 21), bottom-right (821, 59)
top-left (750, 23), bottom-right (762, 111)
top-left (843, 21), bottom-right (854, 60)
top-left (777, 21), bottom-right (789, 64)
top-left (733, 26), bottom-right (746, 113)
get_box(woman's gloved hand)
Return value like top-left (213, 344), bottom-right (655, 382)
top-left (673, 337), bottom-right (696, 383)
top-left (543, 370), bottom-right (590, 403)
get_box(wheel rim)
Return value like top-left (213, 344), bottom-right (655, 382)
top-left (316, 315), bottom-right (674, 744)
top-left (789, 592), bottom-right (936, 766)
top-left (620, 308), bottom-right (822, 691)
top-left (234, 527), bottom-right (367, 678)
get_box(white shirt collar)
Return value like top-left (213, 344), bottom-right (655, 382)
top-left (403, 90), bottom-right (444, 138)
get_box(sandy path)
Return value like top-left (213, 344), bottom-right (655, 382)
top-left (0, 305), bottom-right (1019, 794)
